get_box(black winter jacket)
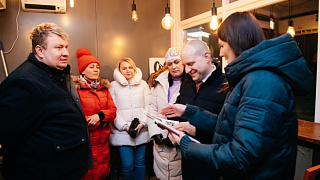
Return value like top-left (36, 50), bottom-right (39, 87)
top-left (0, 53), bottom-right (93, 180)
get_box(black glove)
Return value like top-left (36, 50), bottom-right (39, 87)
top-left (128, 118), bottom-right (140, 138)
top-left (152, 134), bottom-right (163, 145)
top-left (162, 137), bottom-right (174, 147)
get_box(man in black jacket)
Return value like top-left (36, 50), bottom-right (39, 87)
top-left (175, 39), bottom-right (228, 180)
top-left (0, 23), bottom-right (93, 180)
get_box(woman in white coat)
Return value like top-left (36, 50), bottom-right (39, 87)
top-left (147, 47), bottom-right (185, 180)
top-left (109, 57), bottom-right (151, 180)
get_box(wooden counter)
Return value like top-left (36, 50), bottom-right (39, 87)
top-left (298, 119), bottom-right (320, 150)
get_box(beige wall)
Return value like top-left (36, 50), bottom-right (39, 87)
top-left (0, 0), bottom-right (170, 81)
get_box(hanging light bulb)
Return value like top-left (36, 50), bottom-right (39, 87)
top-left (210, 2), bottom-right (218, 30)
top-left (70, 0), bottom-right (74, 8)
top-left (270, 15), bottom-right (274, 30)
top-left (269, 6), bottom-right (274, 30)
top-left (132, 0), bottom-right (138, 22)
top-left (286, 0), bottom-right (295, 37)
top-left (287, 19), bottom-right (295, 37)
top-left (161, 2), bottom-right (174, 30)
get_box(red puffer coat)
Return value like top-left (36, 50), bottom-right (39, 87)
top-left (75, 77), bottom-right (117, 180)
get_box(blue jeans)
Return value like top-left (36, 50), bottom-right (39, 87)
top-left (118, 145), bottom-right (146, 180)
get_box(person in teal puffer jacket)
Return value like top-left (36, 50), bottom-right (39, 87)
top-left (160, 11), bottom-right (313, 180)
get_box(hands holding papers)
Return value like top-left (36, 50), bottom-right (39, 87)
top-left (144, 109), bottom-right (200, 144)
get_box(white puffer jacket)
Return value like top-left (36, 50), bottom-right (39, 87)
top-left (109, 67), bottom-right (151, 146)
top-left (148, 70), bottom-right (182, 180)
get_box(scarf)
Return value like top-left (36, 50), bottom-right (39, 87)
top-left (79, 75), bottom-right (100, 90)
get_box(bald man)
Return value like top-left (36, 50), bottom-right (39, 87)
top-left (182, 40), bottom-right (215, 83)
top-left (175, 40), bottom-right (228, 180)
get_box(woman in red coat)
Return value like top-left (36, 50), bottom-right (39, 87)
top-left (74, 48), bottom-right (117, 180)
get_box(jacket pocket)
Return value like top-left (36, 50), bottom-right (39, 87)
top-left (52, 136), bottom-right (86, 151)
top-left (241, 105), bottom-right (266, 125)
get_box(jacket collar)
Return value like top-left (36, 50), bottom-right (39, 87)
top-left (27, 53), bottom-right (70, 77)
top-left (113, 67), bottom-right (142, 86)
top-left (196, 63), bottom-right (222, 87)
top-left (73, 76), bottom-right (111, 90)
top-left (155, 70), bottom-right (169, 88)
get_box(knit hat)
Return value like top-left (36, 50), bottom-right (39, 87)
top-left (76, 48), bottom-right (100, 74)
top-left (165, 47), bottom-right (181, 62)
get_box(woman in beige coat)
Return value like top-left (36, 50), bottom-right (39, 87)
top-left (147, 47), bottom-right (185, 180)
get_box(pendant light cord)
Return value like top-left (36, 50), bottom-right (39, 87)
top-left (289, 0), bottom-right (291, 19)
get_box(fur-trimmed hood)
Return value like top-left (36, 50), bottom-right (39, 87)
top-left (72, 75), bottom-right (112, 89)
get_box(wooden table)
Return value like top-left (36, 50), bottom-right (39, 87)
top-left (298, 119), bottom-right (320, 150)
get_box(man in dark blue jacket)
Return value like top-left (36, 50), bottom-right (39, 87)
top-left (0, 23), bottom-right (93, 180)
top-left (175, 40), bottom-right (228, 180)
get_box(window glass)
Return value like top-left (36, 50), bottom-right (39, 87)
top-left (180, 0), bottom-right (222, 21)
top-left (294, 34), bottom-right (317, 121)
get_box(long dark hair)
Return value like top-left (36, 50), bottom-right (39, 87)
top-left (217, 11), bottom-right (265, 57)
